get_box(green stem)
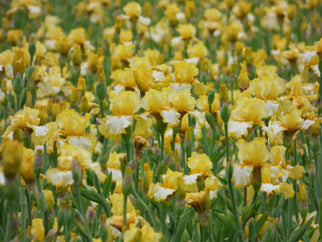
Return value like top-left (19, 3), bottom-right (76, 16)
top-left (25, 188), bottom-right (32, 226)
top-left (224, 123), bottom-right (229, 162)
top-left (20, 186), bottom-right (27, 242)
top-left (75, 184), bottom-right (84, 215)
top-left (123, 194), bottom-right (127, 226)
top-left (131, 186), bottom-right (157, 228)
top-left (200, 223), bottom-right (207, 242)
top-left (160, 134), bottom-right (164, 161)
top-left (172, 129), bottom-right (177, 152)
top-left (292, 139), bottom-right (297, 166)
top-left (5, 204), bottom-right (13, 242)
top-left (228, 176), bottom-right (244, 242)
top-left (293, 181), bottom-right (299, 222)
top-left (99, 101), bottom-right (104, 118)
top-left (16, 94), bottom-right (20, 111)
top-left (243, 187), bottom-right (247, 206)
top-left (36, 173), bottom-right (49, 236)
top-left (181, 138), bottom-right (187, 173)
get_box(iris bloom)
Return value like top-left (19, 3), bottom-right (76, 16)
top-left (148, 169), bottom-right (186, 201)
top-left (229, 96), bottom-right (268, 138)
top-left (99, 91), bottom-right (141, 135)
top-left (232, 138), bottom-right (270, 188)
top-left (107, 193), bottom-right (138, 230)
top-left (124, 220), bottom-right (163, 242)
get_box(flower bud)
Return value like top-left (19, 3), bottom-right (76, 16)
top-left (78, 77), bottom-right (86, 96)
top-left (55, 36), bottom-right (72, 57)
top-left (185, 189), bottom-right (210, 214)
top-left (86, 206), bottom-right (96, 224)
top-left (96, 82), bottom-right (107, 102)
top-left (237, 62), bottom-right (250, 92)
top-left (115, 16), bottom-right (123, 32)
top-left (220, 105), bottom-right (230, 124)
top-left (185, 1), bottom-right (196, 20)
top-left (71, 44), bottom-right (82, 67)
top-left (207, 92), bottom-right (215, 111)
top-left (70, 87), bottom-right (81, 106)
top-left (13, 127), bottom-right (23, 141)
top-left (143, 2), bottom-right (152, 16)
top-left (88, 53), bottom-right (98, 73)
top-left (72, 158), bottom-right (82, 184)
top-left (80, 96), bottom-right (89, 113)
top-left (2, 17), bottom-right (8, 31)
top-left (287, 4), bottom-right (297, 20)
top-left (97, 65), bottom-right (106, 83)
top-left (13, 48), bottom-right (26, 76)
top-left (33, 150), bottom-right (43, 175)
top-left (43, 189), bottom-right (55, 211)
top-left (13, 75), bottom-right (23, 96)
top-left (19, 148), bottom-right (35, 184)
top-left (1, 79), bottom-right (7, 93)
top-left (7, 29), bottom-right (23, 46)
top-left (219, 84), bottom-right (229, 104)
top-left (29, 42), bottom-right (36, 63)
top-left (2, 140), bottom-right (24, 180)
top-left (122, 166), bottom-right (132, 197)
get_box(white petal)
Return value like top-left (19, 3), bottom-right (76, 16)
top-left (106, 116), bottom-right (132, 134)
top-left (30, 125), bottom-right (49, 137)
top-left (107, 168), bottom-right (122, 181)
top-left (184, 57), bottom-right (199, 65)
top-left (28, 5), bottom-right (40, 14)
top-left (161, 109), bottom-right (180, 126)
top-left (262, 120), bottom-right (285, 136)
top-left (184, 173), bottom-right (201, 185)
top-left (138, 16), bottom-right (151, 25)
top-left (303, 119), bottom-right (315, 129)
top-left (228, 120), bottom-right (253, 138)
top-left (188, 110), bottom-right (206, 126)
top-left (45, 40), bottom-right (56, 50)
top-left (152, 184), bottom-right (175, 201)
top-left (94, 142), bottom-right (102, 154)
top-left (169, 83), bottom-right (191, 91)
top-left (62, 171), bottom-right (74, 185)
top-left (260, 183), bottom-right (280, 194)
top-left (232, 165), bottom-right (253, 188)
top-left (300, 50), bottom-right (317, 63)
top-left (0, 172), bottom-right (5, 185)
top-left (0, 89), bottom-right (5, 102)
top-left (171, 37), bottom-right (182, 46)
top-left (68, 136), bottom-right (93, 150)
top-left (176, 12), bottom-right (185, 21)
top-left (265, 100), bottom-right (279, 117)
top-left (311, 64), bottom-right (320, 77)
top-left (152, 71), bottom-right (165, 82)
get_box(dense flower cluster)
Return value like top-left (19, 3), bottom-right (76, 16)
top-left (0, 0), bottom-right (321, 241)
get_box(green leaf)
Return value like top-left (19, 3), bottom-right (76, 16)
top-left (214, 210), bottom-right (237, 231)
top-left (81, 186), bottom-right (106, 205)
top-left (241, 202), bottom-right (260, 224)
top-left (172, 208), bottom-right (195, 242)
top-left (286, 217), bottom-right (314, 242)
top-left (320, 199), bottom-right (322, 240)
top-left (254, 212), bottom-right (268, 235)
top-left (102, 172), bottom-right (113, 198)
top-left (75, 210), bottom-right (92, 240)
top-left (206, 111), bottom-right (216, 130)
